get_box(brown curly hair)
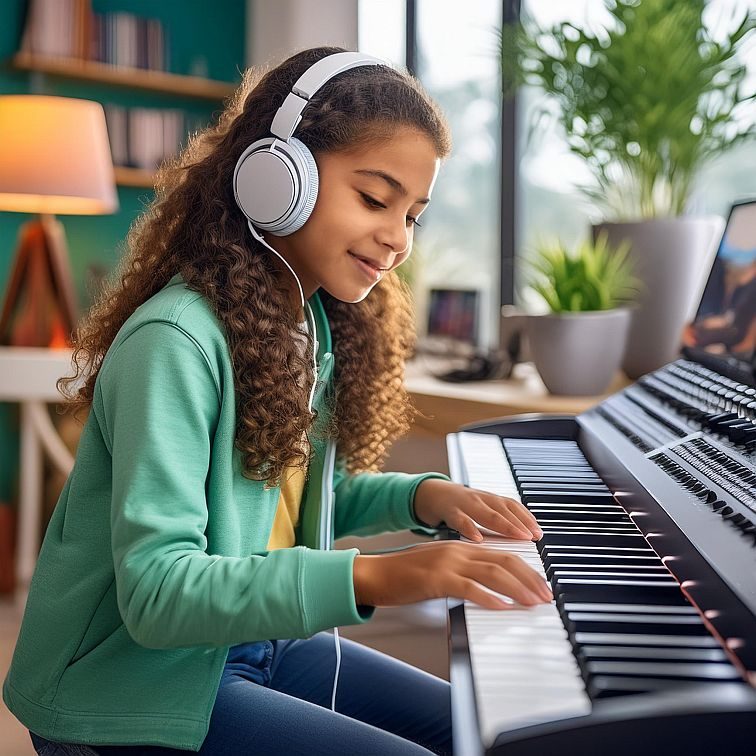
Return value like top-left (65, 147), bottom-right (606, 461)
top-left (60, 46), bottom-right (451, 485)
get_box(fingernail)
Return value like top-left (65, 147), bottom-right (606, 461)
top-left (534, 529), bottom-right (544, 540)
top-left (474, 532), bottom-right (484, 542)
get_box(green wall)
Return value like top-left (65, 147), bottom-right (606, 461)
top-left (0, 0), bottom-right (246, 499)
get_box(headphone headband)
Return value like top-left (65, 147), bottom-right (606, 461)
top-left (270, 52), bottom-right (384, 141)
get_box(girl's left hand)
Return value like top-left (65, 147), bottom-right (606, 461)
top-left (413, 478), bottom-right (543, 542)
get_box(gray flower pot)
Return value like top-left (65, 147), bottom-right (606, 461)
top-left (595, 217), bottom-right (724, 378)
top-left (528, 308), bottom-right (631, 396)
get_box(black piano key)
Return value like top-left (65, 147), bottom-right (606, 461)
top-left (552, 567), bottom-right (677, 585)
top-left (578, 645), bottom-right (729, 663)
top-left (540, 520), bottom-right (637, 528)
top-left (574, 632), bottom-right (721, 647)
top-left (519, 483), bottom-right (610, 492)
top-left (548, 565), bottom-right (670, 575)
top-left (529, 503), bottom-right (625, 510)
top-left (555, 581), bottom-right (690, 606)
top-left (509, 464), bottom-right (596, 470)
top-left (517, 474), bottom-right (604, 482)
top-left (584, 661), bottom-right (742, 681)
top-left (564, 612), bottom-right (710, 635)
top-left (587, 675), bottom-right (730, 699)
top-left (531, 511), bottom-right (632, 523)
top-left (539, 532), bottom-right (648, 548)
top-left (542, 553), bottom-right (661, 564)
top-left (541, 545), bottom-right (655, 554)
top-left (563, 603), bottom-right (699, 614)
top-left (524, 492), bottom-right (616, 504)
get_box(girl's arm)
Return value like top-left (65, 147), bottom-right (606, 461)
top-left (99, 322), bottom-right (371, 649)
top-left (332, 465), bottom-right (449, 539)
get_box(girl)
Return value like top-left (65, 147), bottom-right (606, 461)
top-left (4, 47), bottom-right (551, 755)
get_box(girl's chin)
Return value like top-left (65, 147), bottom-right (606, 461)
top-left (322, 282), bottom-right (375, 304)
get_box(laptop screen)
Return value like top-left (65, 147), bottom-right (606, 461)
top-left (426, 288), bottom-right (480, 345)
top-left (684, 200), bottom-right (756, 376)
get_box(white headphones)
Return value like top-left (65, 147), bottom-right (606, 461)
top-left (233, 51), bottom-right (384, 238)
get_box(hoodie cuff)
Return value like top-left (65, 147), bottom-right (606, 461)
top-left (406, 472), bottom-right (451, 532)
top-left (300, 547), bottom-right (374, 634)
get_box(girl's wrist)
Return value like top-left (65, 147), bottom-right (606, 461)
top-left (352, 555), bottom-right (375, 606)
top-left (412, 479), bottom-right (445, 528)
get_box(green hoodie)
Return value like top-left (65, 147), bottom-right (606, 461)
top-left (3, 277), bottom-right (446, 750)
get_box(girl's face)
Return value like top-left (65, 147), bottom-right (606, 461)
top-left (270, 127), bottom-right (441, 304)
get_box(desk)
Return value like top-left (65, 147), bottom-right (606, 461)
top-left (405, 359), bottom-right (630, 437)
top-left (0, 346), bottom-right (75, 588)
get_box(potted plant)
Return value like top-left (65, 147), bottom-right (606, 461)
top-left (527, 232), bottom-right (639, 395)
top-left (501, 0), bottom-right (754, 377)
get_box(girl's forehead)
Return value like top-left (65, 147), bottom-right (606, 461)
top-left (329, 129), bottom-right (441, 193)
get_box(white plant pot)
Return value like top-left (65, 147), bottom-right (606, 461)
top-left (595, 217), bottom-right (724, 378)
top-left (528, 308), bottom-right (631, 396)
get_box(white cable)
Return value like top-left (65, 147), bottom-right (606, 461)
top-left (245, 221), bottom-right (340, 711)
top-left (331, 626), bottom-right (342, 712)
top-left (247, 220), bottom-right (318, 410)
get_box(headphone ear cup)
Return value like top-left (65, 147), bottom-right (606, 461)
top-left (233, 137), bottom-right (318, 237)
top-left (279, 137), bottom-right (318, 236)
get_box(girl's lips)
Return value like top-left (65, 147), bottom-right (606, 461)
top-left (348, 251), bottom-right (383, 281)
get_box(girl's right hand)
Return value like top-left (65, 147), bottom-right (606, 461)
top-left (352, 541), bottom-right (552, 610)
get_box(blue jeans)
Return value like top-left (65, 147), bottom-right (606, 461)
top-left (30, 633), bottom-right (451, 755)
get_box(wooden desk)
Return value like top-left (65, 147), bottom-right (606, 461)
top-left (405, 359), bottom-right (631, 437)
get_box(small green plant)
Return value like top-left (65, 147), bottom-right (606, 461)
top-left (500, 0), bottom-right (755, 219)
top-left (529, 232), bottom-right (639, 313)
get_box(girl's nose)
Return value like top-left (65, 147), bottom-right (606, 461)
top-left (376, 215), bottom-right (411, 254)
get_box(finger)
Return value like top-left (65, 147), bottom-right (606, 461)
top-left (453, 578), bottom-right (518, 610)
top-left (488, 494), bottom-right (542, 539)
top-left (474, 550), bottom-right (553, 601)
top-left (474, 504), bottom-right (532, 540)
top-left (469, 560), bottom-right (552, 605)
top-left (451, 513), bottom-right (484, 542)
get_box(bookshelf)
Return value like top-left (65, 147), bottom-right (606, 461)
top-left (11, 52), bottom-right (237, 188)
top-left (11, 52), bottom-right (236, 101)
top-left (112, 166), bottom-right (154, 188)
top-left (12, 2), bottom-right (241, 189)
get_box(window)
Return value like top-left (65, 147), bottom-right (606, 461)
top-left (415, 1), bottom-right (503, 347)
top-left (359, 0), bottom-right (503, 349)
top-left (357, 0), bottom-right (406, 67)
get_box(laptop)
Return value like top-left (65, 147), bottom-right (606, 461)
top-left (683, 199), bottom-right (756, 386)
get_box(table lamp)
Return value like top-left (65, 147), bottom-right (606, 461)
top-left (0, 95), bottom-right (118, 347)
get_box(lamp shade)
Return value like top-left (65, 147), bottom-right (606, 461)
top-left (0, 95), bottom-right (118, 215)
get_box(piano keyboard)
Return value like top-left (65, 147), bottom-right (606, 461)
top-left (455, 430), bottom-right (747, 748)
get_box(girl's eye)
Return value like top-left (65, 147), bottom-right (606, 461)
top-left (360, 192), bottom-right (385, 209)
top-left (360, 192), bottom-right (422, 228)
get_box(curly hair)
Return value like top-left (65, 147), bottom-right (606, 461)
top-left (59, 46), bottom-right (451, 485)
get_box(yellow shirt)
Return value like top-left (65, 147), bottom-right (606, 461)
top-left (266, 465), bottom-right (307, 550)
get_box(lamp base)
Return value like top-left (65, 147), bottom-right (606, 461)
top-left (0, 214), bottom-right (78, 347)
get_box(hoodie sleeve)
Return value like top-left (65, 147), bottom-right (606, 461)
top-left (98, 321), bottom-right (370, 650)
top-left (332, 461), bottom-right (450, 539)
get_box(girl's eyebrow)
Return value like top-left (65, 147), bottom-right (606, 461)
top-left (353, 169), bottom-right (430, 205)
